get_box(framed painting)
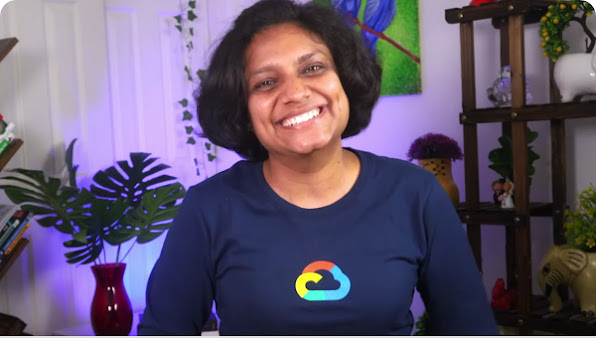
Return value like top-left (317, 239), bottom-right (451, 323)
top-left (313, 0), bottom-right (421, 96)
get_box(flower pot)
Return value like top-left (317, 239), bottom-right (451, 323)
top-left (90, 263), bottom-right (133, 335)
top-left (418, 158), bottom-right (459, 205)
top-left (553, 53), bottom-right (596, 103)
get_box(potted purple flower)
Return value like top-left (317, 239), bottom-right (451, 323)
top-left (407, 133), bottom-right (464, 205)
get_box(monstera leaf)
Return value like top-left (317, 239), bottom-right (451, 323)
top-left (0, 168), bottom-right (93, 234)
top-left (91, 152), bottom-right (176, 207)
top-left (116, 183), bottom-right (186, 244)
top-left (0, 141), bottom-right (187, 265)
top-left (64, 197), bottom-right (130, 264)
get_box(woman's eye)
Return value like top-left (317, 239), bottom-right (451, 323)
top-left (305, 65), bottom-right (323, 73)
top-left (255, 79), bottom-right (275, 89)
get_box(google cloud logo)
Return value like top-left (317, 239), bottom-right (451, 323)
top-left (295, 260), bottom-right (351, 301)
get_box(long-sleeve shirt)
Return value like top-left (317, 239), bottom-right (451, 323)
top-left (138, 148), bottom-right (498, 335)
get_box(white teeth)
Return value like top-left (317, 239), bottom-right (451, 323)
top-left (281, 108), bottom-right (320, 127)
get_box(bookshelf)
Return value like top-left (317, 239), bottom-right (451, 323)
top-left (445, 0), bottom-right (596, 334)
top-left (0, 37), bottom-right (26, 283)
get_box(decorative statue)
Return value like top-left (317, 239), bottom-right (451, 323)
top-left (500, 179), bottom-right (515, 209)
top-left (491, 179), bottom-right (506, 205)
top-left (537, 245), bottom-right (596, 317)
top-left (487, 65), bottom-right (532, 107)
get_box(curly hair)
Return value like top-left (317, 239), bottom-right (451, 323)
top-left (197, 0), bottom-right (382, 161)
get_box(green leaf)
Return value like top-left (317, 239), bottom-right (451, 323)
top-left (205, 143), bottom-right (211, 150)
top-left (187, 10), bottom-right (197, 21)
top-left (189, 1), bottom-right (196, 9)
top-left (196, 69), bottom-right (206, 81)
top-left (65, 138), bottom-right (78, 188)
top-left (184, 66), bottom-right (192, 81)
top-left (178, 98), bottom-right (188, 107)
top-left (175, 25), bottom-right (182, 32)
top-left (208, 154), bottom-right (217, 162)
top-left (185, 126), bottom-right (194, 134)
top-left (187, 137), bottom-right (196, 145)
top-left (174, 15), bottom-right (182, 24)
top-left (183, 110), bottom-right (192, 121)
top-left (72, 230), bottom-right (88, 244)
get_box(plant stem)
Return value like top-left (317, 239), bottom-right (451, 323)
top-left (102, 240), bottom-right (107, 265)
top-left (347, 14), bottom-right (420, 64)
top-left (115, 243), bottom-right (121, 265)
top-left (119, 240), bottom-right (137, 263)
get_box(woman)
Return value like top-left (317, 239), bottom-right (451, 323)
top-left (138, 0), bottom-right (498, 335)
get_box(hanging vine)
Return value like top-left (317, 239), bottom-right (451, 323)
top-left (174, 0), bottom-right (217, 178)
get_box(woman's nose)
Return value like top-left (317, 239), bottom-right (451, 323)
top-left (281, 76), bottom-right (311, 103)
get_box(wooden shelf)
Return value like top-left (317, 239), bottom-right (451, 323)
top-left (460, 100), bottom-right (596, 124)
top-left (445, 0), bottom-right (555, 24)
top-left (0, 38), bottom-right (18, 64)
top-left (0, 138), bottom-right (23, 172)
top-left (495, 295), bottom-right (596, 335)
top-left (0, 238), bottom-right (29, 281)
top-left (455, 202), bottom-right (553, 225)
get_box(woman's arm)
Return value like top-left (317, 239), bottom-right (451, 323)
top-left (416, 179), bottom-right (499, 334)
top-left (138, 187), bottom-right (215, 335)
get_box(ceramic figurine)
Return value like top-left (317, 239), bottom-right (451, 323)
top-left (500, 179), bottom-right (514, 209)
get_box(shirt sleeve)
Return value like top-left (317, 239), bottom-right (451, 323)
top-left (416, 178), bottom-right (499, 335)
top-left (137, 187), bottom-right (214, 335)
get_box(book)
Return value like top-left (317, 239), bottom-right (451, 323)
top-left (2, 221), bottom-right (29, 255)
top-left (0, 214), bottom-right (30, 255)
top-left (0, 121), bottom-right (15, 141)
top-left (0, 210), bottom-right (29, 248)
top-left (0, 207), bottom-right (20, 243)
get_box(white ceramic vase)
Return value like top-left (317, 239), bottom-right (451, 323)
top-left (553, 53), bottom-right (596, 103)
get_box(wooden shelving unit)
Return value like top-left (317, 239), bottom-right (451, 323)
top-left (0, 37), bottom-right (27, 283)
top-left (445, 0), bottom-right (596, 334)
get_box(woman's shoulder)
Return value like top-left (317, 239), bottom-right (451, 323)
top-left (352, 148), bottom-right (435, 182)
top-left (184, 160), bottom-right (262, 201)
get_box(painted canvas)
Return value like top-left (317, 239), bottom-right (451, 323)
top-left (313, 0), bottom-right (421, 96)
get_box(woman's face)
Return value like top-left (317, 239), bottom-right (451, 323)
top-left (244, 23), bottom-right (349, 159)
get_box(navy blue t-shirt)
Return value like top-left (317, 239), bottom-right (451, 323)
top-left (138, 148), bottom-right (498, 335)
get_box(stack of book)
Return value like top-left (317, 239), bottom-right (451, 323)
top-left (0, 205), bottom-right (32, 265)
top-left (0, 114), bottom-right (16, 157)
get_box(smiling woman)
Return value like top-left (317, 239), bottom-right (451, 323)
top-left (137, 0), bottom-right (498, 335)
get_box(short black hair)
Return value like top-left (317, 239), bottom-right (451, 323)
top-left (197, 0), bottom-right (382, 161)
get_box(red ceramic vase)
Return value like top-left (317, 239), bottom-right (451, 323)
top-left (90, 263), bottom-right (133, 336)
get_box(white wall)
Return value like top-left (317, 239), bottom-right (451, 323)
top-left (0, 0), bottom-right (595, 334)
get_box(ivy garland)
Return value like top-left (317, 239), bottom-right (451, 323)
top-left (173, 0), bottom-right (217, 177)
top-left (539, 0), bottom-right (595, 62)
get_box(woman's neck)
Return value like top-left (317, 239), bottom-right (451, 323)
top-left (263, 147), bottom-right (361, 209)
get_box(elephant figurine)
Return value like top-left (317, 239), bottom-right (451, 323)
top-left (553, 53), bottom-right (596, 103)
top-left (537, 245), bottom-right (596, 317)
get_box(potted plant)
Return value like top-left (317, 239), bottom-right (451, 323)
top-left (488, 127), bottom-right (540, 206)
top-left (564, 183), bottom-right (596, 252)
top-left (536, 183), bottom-right (596, 317)
top-left (407, 132), bottom-right (464, 205)
top-left (539, 0), bottom-right (596, 102)
top-left (0, 139), bottom-right (186, 335)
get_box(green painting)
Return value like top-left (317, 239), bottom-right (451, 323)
top-left (313, 0), bottom-right (421, 96)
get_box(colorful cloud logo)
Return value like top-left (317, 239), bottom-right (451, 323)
top-left (295, 260), bottom-right (351, 301)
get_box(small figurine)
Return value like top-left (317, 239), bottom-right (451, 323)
top-left (491, 179), bottom-right (506, 205)
top-left (501, 179), bottom-right (515, 209)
